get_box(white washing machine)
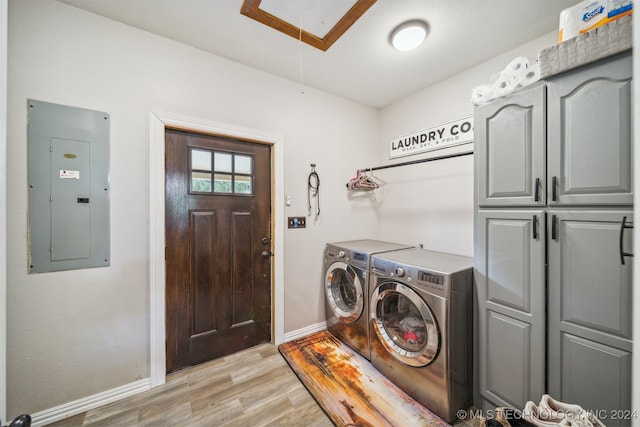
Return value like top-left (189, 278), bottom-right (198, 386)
top-left (369, 248), bottom-right (473, 423)
top-left (323, 239), bottom-right (413, 360)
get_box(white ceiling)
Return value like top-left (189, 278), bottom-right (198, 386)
top-left (59, 0), bottom-right (578, 109)
top-left (258, 0), bottom-right (360, 39)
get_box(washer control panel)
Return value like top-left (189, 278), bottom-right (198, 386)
top-left (370, 257), bottom-right (449, 297)
top-left (325, 245), bottom-right (368, 269)
top-left (417, 270), bottom-right (446, 292)
top-left (419, 270), bottom-right (444, 285)
top-left (353, 252), bottom-right (366, 262)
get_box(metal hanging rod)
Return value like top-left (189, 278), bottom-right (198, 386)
top-left (359, 150), bottom-right (473, 172)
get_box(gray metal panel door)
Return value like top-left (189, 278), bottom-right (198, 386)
top-left (475, 209), bottom-right (545, 409)
top-left (475, 84), bottom-right (546, 207)
top-left (547, 52), bottom-right (632, 206)
top-left (50, 138), bottom-right (92, 261)
top-left (547, 210), bottom-right (632, 422)
top-left (28, 99), bottom-right (110, 273)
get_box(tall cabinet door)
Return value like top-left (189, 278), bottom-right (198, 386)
top-left (475, 210), bottom-right (545, 410)
top-left (547, 52), bottom-right (633, 206)
top-left (547, 210), bottom-right (632, 425)
top-left (476, 84), bottom-right (546, 207)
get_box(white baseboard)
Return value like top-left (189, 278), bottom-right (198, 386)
top-left (283, 321), bottom-right (326, 342)
top-left (30, 378), bottom-right (151, 427)
top-left (28, 324), bottom-right (324, 426)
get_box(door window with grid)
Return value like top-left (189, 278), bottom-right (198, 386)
top-left (190, 149), bottom-right (253, 194)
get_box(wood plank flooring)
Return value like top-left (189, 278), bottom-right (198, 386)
top-left (45, 341), bottom-right (481, 427)
top-left (46, 343), bottom-right (333, 427)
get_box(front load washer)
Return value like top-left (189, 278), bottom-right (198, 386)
top-left (369, 248), bottom-right (473, 423)
top-left (324, 239), bottom-right (413, 360)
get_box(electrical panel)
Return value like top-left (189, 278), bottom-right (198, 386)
top-left (27, 99), bottom-right (110, 273)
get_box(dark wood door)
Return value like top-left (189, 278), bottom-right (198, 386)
top-left (165, 128), bottom-right (272, 374)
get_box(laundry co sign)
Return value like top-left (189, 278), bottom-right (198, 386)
top-left (389, 115), bottom-right (474, 159)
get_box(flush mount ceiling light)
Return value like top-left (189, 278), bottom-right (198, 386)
top-left (389, 19), bottom-right (429, 52)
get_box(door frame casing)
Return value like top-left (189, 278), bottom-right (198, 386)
top-left (148, 111), bottom-right (284, 387)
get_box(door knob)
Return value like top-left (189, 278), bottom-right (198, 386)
top-left (261, 250), bottom-right (274, 259)
top-left (261, 237), bottom-right (270, 245)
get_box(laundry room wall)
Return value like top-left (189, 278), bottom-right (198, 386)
top-left (0, 0), bottom-right (6, 422)
top-left (7, 0), bottom-right (379, 417)
top-left (373, 32), bottom-right (559, 257)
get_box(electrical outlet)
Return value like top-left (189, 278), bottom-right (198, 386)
top-left (288, 216), bottom-right (306, 229)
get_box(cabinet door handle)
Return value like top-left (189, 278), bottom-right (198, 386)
top-left (551, 214), bottom-right (557, 241)
top-left (532, 215), bottom-right (538, 239)
top-left (619, 216), bottom-right (634, 265)
top-left (534, 177), bottom-right (540, 202)
top-left (551, 176), bottom-right (558, 202)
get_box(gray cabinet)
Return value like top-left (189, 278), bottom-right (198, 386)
top-left (547, 53), bottom-right (633, 206)
top-left (547, 210), bottom-right (632, 425)
top-left (475, 210), bottom-right (545, 410)
top-left (474, 51), bottom-right (633, 414)
top-left (474, 83), bottom-right (549, 411)
top-left (476, 83), bottom-right (546, 207)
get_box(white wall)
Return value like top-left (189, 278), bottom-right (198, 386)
top-left (0, 0), bottom-right (6, 422)
top-left (7, 0), bottom-right (378, 416)
top-left (375, 32), bottom-right (558, 257)
top-left (278, 95), bottom-right (380, 333)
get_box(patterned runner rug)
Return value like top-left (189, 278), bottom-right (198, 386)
top-left (278, 330), bottom-right (452, 427)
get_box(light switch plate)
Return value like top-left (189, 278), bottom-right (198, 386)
top-left (288, 216), bottom-right (306, 229)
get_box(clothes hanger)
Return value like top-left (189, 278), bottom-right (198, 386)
top-left (347, 169), bottom-right (379, 191)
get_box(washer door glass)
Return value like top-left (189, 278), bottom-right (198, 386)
top-left (371, 281), bottom-right (440, 367)
top-left (325, 261), bottom-right (364, 323)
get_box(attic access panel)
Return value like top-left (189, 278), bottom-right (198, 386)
top-left (27, 99), bottom-right (110, 273)
top-left (240, 0), bottom-right (376, 51)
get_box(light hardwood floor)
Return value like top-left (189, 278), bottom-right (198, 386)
top-left (46, 343), bottom-right (333, 427)
top-left (45, 342), bottom-right (479, 427)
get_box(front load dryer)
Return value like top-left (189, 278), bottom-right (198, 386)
top-left (323, 239), bottom-right (412, 360)
top-left (369, 248), bottom-right (473, 423)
